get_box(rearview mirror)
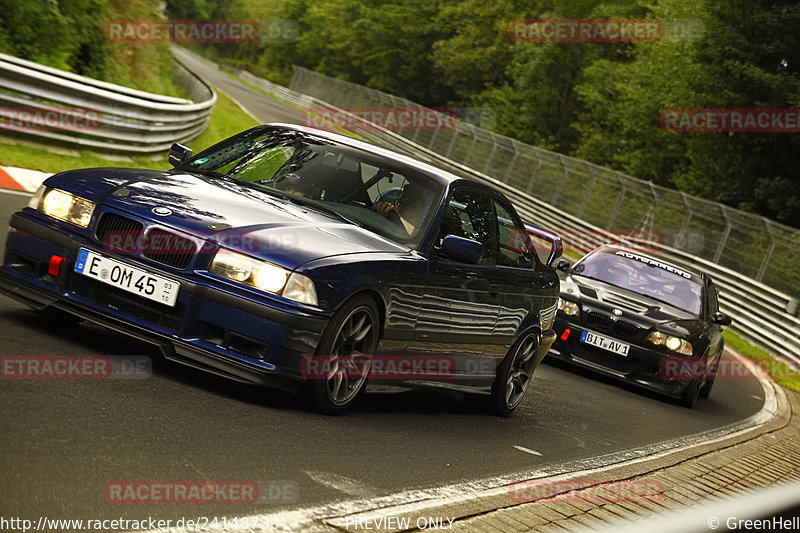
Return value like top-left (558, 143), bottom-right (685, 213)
top-left (168, 143), bottom-right (193, 167)
top-left (440, 235), bottom-right (482, 265)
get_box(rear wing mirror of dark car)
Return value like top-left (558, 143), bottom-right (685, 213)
top-left (523, 222), bottom-right (563, 268)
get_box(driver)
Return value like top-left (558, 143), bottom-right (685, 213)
top-left (273, 172), bottom-right (311, 197)
top-left (371, 181), bottom-right (428, 235)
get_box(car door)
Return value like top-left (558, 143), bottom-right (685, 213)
top-left (410, 187), bottom-right (505, 359)
top-left (485, 198), bottom-right (559, 358)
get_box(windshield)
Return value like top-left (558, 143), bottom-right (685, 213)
top-left (179, 127), bottom-right (444, 249)
top-left (572, 250), bottom-right (702, 314)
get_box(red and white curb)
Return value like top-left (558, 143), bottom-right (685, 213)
top-left (0, 166), bottom-right (50, 193)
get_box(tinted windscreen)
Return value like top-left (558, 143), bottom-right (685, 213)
top-left (572, 250), bottom-right (702, 314)
top-left (179, 127), bottom-right (444, 249)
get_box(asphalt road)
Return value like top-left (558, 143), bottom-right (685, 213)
top-left (0, 59), bottom-right (768, 528)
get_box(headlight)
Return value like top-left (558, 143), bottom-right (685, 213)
top-left (558, 297), bottom-right (579, 316)
top-left (38, 188), bottom-right (95, 228)
top-left (647, 331), bottom-right (693, 355)
top-left (209, 249), bottom-right (318, 306)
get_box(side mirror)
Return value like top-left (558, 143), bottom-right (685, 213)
top-left (168, 143), bottom-right (193, 167)
top-left (523, 222), bottom-right (563, 267)
top-left (556, 259), bottom-right (571, 272)
top-left (440, 235), bottom-right (482, 265)
top-left (712, 312), bottom-right (732, 326)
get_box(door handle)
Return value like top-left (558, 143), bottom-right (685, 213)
top-left (489, 285), bottom-right (500, 298)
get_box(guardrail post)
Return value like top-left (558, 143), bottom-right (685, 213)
top-left (713, 206), bottom-right (733, 263)
top-left (506, 140), bottom-right (520, 185)
top-left (757, 219), bottom-right (777, 282)
top-left (482, 136), bottom-right (498, 174)
top-left (578, 165), bottom-right (598, 219)
top-left (606, 173), bottom-right (628, 230)
top-left (551, 154), bottom-right (569, 205)
top-left (461, 124), bottom-right (479, 166)
top-left (673, 191), bottom-right (694, 250)
top-left (444, 124), bottom-right (460, 159)
top-left (526, 148), bottom-right (544, 193)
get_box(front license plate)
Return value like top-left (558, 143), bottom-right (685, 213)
top-left (580, 330), bottom-right (630, 356)
top-left (74, 248), bottom-right (180, 307)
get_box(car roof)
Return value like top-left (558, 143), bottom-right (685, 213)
top-left (590, 244), bottom-right (707, 282)
top-left (266, 122), bottom-right (484, 190)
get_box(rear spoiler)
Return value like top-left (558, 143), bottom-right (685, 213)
top-left (523, 222), bottom-right (563, 268)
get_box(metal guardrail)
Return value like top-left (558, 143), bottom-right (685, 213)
top-left (0, 52), bottom-right (216, 154)
top-left (212, 61), bottom-right (800, 366)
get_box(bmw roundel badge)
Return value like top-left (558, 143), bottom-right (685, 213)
top-left (152, 207), bottom-right (172, 216)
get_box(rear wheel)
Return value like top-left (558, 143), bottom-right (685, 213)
top-left (484, 331), bottom-right (539, 417)
top-left (302, 296), bottom-right (379, 415)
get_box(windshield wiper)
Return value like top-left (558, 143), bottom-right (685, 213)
top-left (292, 199), bottom-right (364, 227)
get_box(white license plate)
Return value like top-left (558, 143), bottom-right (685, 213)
top-left (580, 330), bottom-right (630, 356)
top-left (74, 249), bottom-right (180, 307)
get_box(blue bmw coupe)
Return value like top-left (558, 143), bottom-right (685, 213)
top-left (0, 124), bottom-right (560, 414)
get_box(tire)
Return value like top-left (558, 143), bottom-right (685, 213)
top-left (679, 380), bottom-right (701, 408)
top-left (302, 295), bottom-right (380, 415)
top-left (485, 331), bottom-right (539, 417)
top-left (698, 375), bottom-right (715, 399)
top-left (698, 361), bottom-right (717, 399)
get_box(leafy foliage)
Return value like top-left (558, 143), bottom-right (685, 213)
top-left (0, 0), bottom-right (186, 97)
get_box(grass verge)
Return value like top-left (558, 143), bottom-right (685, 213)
top-left (0, 89), bottom-right (258, 175)
top-left (724, 329), bottom-right (800, 393)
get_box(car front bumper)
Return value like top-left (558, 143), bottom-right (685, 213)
top-left (548, 315), bottom-right (700, 398)
top-left (1, 212), bottom-right (331, 393)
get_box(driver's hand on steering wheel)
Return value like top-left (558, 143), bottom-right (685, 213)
top-left (372, 201), bottom-right (399, 218)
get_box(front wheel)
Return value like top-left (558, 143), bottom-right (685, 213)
top-left (302, 295), bottom-right (380, 415)
top-left (679, 380), bottom-right (701, 408)
top-left (698, 374), bottom-right (715, 399)
top-left (486, 331), bottom-right (539, 417)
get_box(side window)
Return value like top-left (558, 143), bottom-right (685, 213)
top-left (436, 188), bottom-right (496, 265)
top-left (493, 200), bottom-right (532, 268)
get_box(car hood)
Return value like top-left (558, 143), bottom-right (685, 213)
top-left (45, 168), bottom-right (409, 269)
top-left (561, 274), bottom-right (704, 336)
